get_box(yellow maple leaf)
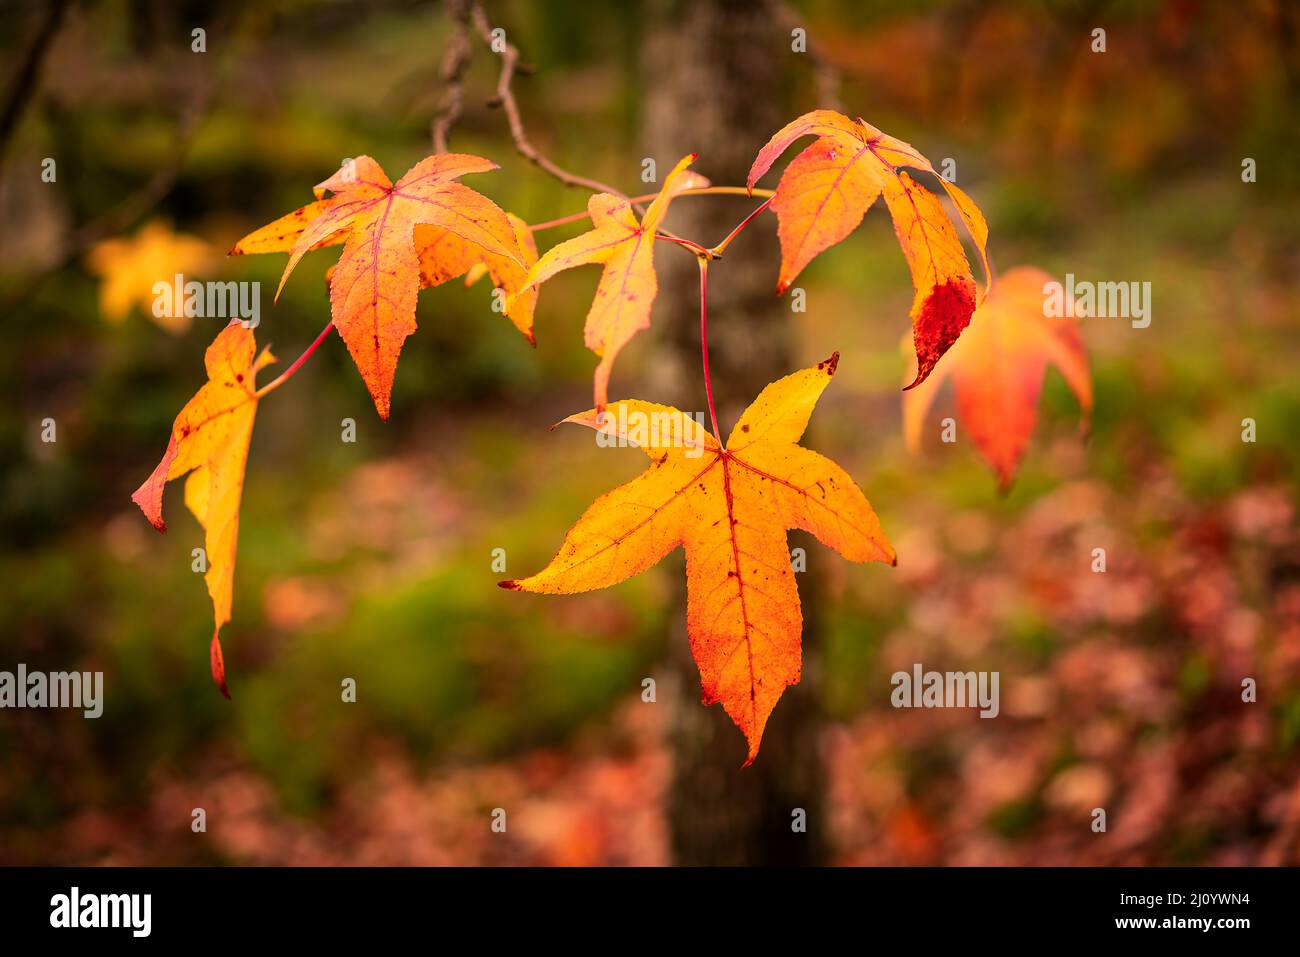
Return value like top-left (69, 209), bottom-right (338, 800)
top-left (132, 321), bottom-right (275, 696)
top-left (233, 186), bottom-right (539, 344)
top-left (514, 154), bottom-right (701, 408)
top-left (416, 211), bottom-right (540, 344)
top-left (86, 220), bottom-right (217, 333)
top-left (502, 353), bottom-right (894, 763)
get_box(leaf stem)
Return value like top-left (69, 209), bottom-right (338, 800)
top-left (656, 232), bottom-right (715, 259)
top-left (254, 320), bottom-right (335, 399)
top-left (709, 197), bottom-right (773, 257)
top-left (684, 186), bottom-right (777, 200)
top-left (697, 256), bottom-right (720, 442)
top-left (527, 186), bottom-right (776, 233)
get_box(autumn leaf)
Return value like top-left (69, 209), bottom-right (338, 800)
top-left (227, 199), bottom-right (345, 256)
top-left (747, 109), bottom-right (991, 387)
top-left (501, 354), bottom-right (895, 763)
top-left (416, 211), bottom-right (540, 344)
top-left (235, 188), bottom-right (538, 343)
top-left (514, 153), bottom-right (700, 408)
top-left (131, 320), bottom-right (275, 697)
top-left (232, 154), bottom-right (525, 419)
top-left (86, 220), bottom-right (217, 333)
top-left (902, 266), bottom-right (1092, 489)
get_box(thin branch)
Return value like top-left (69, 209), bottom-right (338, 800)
top-left (431, 0), bottom-right (473, 152)
top-left (527, 186), bottom-right (775, 233)
top-left (774, 0), bottom-right (842, 110)
top-left (676, 186), bottom-right (776, 200)
top-left (0, 72), bottom-right (216, 314)
top-left (0, 0), bottom-right (71, 170)
top-left (466, 0), bottom-right (626, 197)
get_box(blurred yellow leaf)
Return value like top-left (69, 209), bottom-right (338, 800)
top-left (86, 220), bottom-right (218, 333)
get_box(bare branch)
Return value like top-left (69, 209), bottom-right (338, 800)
top-left (773, 1), bottom-right (842, 111)
top-left (0, 30), bottom-right (219, 314)
top-left (431, 0), bottom-right (473, 153)
top-left (466, 0), bottom-right (625, 197)
top-left (0, 0), bottom-right (72, 171)
top-left (65, 78), bottom-right (214, 257)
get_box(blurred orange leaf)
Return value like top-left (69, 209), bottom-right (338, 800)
top-left (903, 266), bottom-right (1091, 488)
top-left (747, 109), bottom-right (990, 387)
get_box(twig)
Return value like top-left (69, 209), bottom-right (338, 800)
top-left (466, 0), bottom-right (626, 197)
top-left (0, 0), bottom-right (71, 170)
top-left (656, 232), bottom-right (716, 260)
top-left (0, 73), bottom-right (215, 315)
top-left (431, 0), bottom-right (473, 152)
top-left (526, 186), bottom-right (775, 233)
top-left (774, 0), bottom-right (842, 110)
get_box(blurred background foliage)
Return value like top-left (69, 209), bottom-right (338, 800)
top-left (1, 0), bottom-right (1298, 864)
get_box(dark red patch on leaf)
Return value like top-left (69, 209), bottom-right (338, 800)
top-left (131, 434), bottom-right (179, 532)
top-left (905, 277), bottom-right (976, 390)
top-left (211, 632), bottom-right (231, 699)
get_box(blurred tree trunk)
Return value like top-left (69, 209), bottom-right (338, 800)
top-left (641, 0), bottom-right (828, 865)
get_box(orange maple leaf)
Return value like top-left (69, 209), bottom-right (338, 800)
top-left (903, 266), bottom-right (1092, 489)
top-left (236, 197), bottom-right (539, 344)
top-left (501, 354), bottom-right (895, 763)
top-left (131, 321), bottom-right (275, 696)
top-left (747, 109), bottom-right (991, 388)
top-left (514, 154), bottom-right (701, 408)
top-left (416, 211), bottom-right (540, 344)
top-left (232, 154), bottom-right (525, 419)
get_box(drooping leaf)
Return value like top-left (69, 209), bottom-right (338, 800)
top-left (231, 154), bottom-right (524, 419)
top-left (747, 109), bottom-right (991, 387)
top-left (883, 171), bottom-right (978, 388)
top-left (903, 266), bottom-right (1092, 488)
top-left (86, 220), bottom-right (217, 333)
top-left (501, 354), bottom-right (895, 763)
top-left (132, 320), bottom-right (275, 697)
top-left (514, 154), bottom-right (701, 408)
